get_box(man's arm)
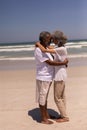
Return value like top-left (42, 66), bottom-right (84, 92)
top-left (45, 58), bottom-right (68, 66)
top-left (36, 42), bottom-right (56, 53)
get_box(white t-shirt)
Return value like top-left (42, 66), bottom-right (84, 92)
top-left (34, 47), bottom-right (54, 81)
top-left (54, 46), bottom-right (67, 81)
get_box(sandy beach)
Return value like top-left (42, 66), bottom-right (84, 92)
top-left (0, 59), bottom-right (87, 130)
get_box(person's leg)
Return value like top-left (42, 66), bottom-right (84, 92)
top-left (37, 80), bottom-right (53, 124)
top-left (39, 104), bottom-right (53, 124)
top-left (54, 81), bottom-right (69, 122)
top-left (62, 83), bottom-right (66, 110)
top-left (42, 81), bottom-right (55, 121)
top-left (44, 82), bottom-right (53, 119)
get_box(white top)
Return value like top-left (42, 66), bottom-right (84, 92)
top-left (34, 47), bottom-right (54, 81)
top-left (54, 46), bottom-right (67, 81)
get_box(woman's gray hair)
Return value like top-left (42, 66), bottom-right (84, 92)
top-left (52, 30), bottom-right (68, 44)
top-left (52, 30), bottom-right (64, 40)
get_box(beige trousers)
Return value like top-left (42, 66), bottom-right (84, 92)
top-left (54, 80), bottom-right (68, 118)
top-left (36, 80), bottom-right (52, 106)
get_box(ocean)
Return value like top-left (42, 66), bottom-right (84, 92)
top-left (0, 39), bottom-right (87, 61)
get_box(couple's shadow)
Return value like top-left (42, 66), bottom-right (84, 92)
top-left (28, 107), bottom-right (60, 123)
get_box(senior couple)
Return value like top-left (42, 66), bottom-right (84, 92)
top-left (34, 30), bottom-right (69, 124)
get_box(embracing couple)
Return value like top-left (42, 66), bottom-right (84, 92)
top-left (34, 30), bottom-right (69, 124)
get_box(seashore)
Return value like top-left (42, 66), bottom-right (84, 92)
top-left (0, 58), bottom-right (87, 130)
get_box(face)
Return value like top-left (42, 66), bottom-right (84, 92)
top-left (45, 34), bottom-right (51, 46)
top-left (53, 39), bottom-right (59, 45)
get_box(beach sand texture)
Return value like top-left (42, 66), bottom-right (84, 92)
top-left (0, 61), bottom-right (87, 130)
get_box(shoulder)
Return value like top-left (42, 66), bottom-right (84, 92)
top-left (35, 47), bottom-right (41, 52)
top-left (35, 41), bottom-right (40, 47)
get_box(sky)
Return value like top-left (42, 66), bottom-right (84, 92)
top-left (0, 0), bottom-right (87, 43)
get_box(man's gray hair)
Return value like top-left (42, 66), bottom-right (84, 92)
top-left (39, 31), bottom-right (51, 43)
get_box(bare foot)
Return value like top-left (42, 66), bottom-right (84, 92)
top-left (56, 117), bottom-right (69, 123)
top-left (41, 119), bottom-right (53, 124)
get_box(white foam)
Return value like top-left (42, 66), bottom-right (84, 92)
top-left (66, 45), bottom-right (82, 48)
top-left (0, 57), bottom-right (35, 61)
top-left (0, 47), bottom-right (34, 52)
top-left (68, 54), bottom-right (87, 58)
top-left (66, 41), bottom-right (87, 49)
top-left (0, 54), bottom-right (87, 61)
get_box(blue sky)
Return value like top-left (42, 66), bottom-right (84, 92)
top-left (0, 0), bottom-right (87, 43)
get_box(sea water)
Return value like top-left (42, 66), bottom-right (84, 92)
top-left (0, 39), bottom-right (87, 60)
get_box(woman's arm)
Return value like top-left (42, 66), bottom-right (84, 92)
top-left (36, 42), bottom-right (56, 53)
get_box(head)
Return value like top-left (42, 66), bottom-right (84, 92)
top-left (39, 31), bottom-right (51, 47)
top-left (52, 30), bottom-right (64, 45)
top-left (52, 30), bottom-right (67, 47)
top-left (58, 35), bottom-right (68, 47)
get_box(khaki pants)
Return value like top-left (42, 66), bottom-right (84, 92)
top-left (36, 80), bottom-right (52, 106)
top-left (54, 80), bottom-right (67, 118)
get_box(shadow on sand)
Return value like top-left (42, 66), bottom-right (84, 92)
top-left (28, 107), bottom-right (60, 123)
